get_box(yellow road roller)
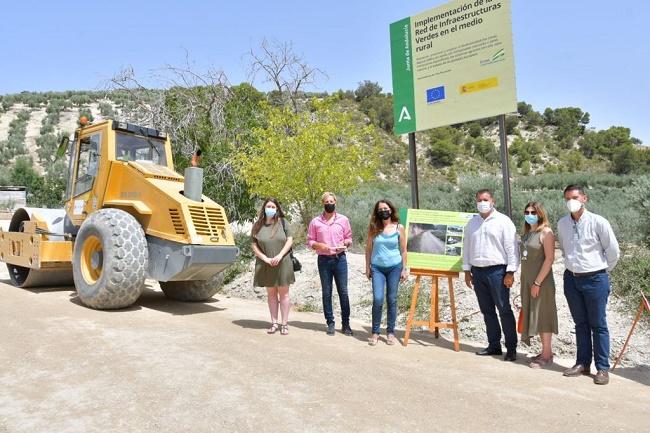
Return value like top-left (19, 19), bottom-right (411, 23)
top-left (0, 119), bottom-right (238, 309)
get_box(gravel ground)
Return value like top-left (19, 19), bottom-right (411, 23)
top-left (224, 248), bottom-right (650, 368)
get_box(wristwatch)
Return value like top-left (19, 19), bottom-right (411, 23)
top-left (505, 271), bottom-right (514, 276)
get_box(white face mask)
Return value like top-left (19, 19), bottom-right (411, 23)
top-left (476, 200), bottom-right (493, 214)
top-left (566, 199), bottom-right (583, 213)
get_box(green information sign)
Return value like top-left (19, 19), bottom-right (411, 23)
top-left (390, 0), bottom-right (517, 134)
top-left (399, 208), bottom-right (475, 272)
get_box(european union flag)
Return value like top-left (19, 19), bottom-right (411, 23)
top-left (426, 86), bottom-right (445, 104)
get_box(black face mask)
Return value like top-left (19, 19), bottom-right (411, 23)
top-left (324, 203), bottom-right (336, 213)
top-left (378, 210), bottom-right (391, 220)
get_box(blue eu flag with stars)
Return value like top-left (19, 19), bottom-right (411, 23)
top-left (426, 86), bottom-right (445, 104)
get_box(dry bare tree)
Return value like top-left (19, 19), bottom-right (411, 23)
top-left (247, 39), bottom-right (326, 112)
top-left (105, 57), bottom-right (257, 220)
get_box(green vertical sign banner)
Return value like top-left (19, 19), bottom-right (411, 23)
top-left (390, 17), bottom-right (416, 134)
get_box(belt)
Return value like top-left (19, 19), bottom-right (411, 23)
top-left (471, 264), bottom-right (506, 270)
top-left (321, 252), bottom-right (346, 258)
top-left (566, 269), bottom-right (606, 277)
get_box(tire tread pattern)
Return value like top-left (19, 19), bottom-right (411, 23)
top-left (73, 208), bottom-right (148, 309)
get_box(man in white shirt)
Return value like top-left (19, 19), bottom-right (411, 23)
top-left (463, 189), bottom-right (519, 361)
top-left (557, 185), bottom-right (620, 385)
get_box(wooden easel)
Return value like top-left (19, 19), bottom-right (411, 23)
top-left (612, 292), bottom-right (650, 370)
top-left (403, 269), bottom-right (460, 351)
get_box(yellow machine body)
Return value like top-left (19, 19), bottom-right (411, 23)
top-left (1, 119), bottom-right (237, 288)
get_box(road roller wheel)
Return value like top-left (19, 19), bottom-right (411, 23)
top-left (72, 208), bottom-right (148, 309)
top-left (4, 207), bottom-right (74, 288)
top-left (159, 272), bottom-right (224, 302)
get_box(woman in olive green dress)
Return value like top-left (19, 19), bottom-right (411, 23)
top-left (251, 198), bottom-right (295, 335)
top-left (520, 201), bottom-right (558, 368)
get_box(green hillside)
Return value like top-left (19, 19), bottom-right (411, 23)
top-left (0, 84), bottom-right (647, 212)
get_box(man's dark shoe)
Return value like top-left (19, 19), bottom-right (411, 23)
top-left (326, 324), bottom-right (335, 336)
top-left (475, 347), bottom-right (503, 356)
top-left (594, 370), bottom-right (609, 385)
top-left (563, 364), bottom-right (591, 377)
top-left (342, 325), bottom-right (353, 336)
top-left (504, 349), bottom-right (517, 362)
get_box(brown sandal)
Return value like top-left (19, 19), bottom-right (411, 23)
top-left (267, 323), bottom-right (279, 334)
top-left (530, 356), bottom-right (553, 369)
top-left (280, 324), bottom-right (289, 335)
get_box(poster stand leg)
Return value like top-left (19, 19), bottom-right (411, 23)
top-left (611, 293), bottom-right (650, 370)
top-left (403, 270), bottom-right (460, 351)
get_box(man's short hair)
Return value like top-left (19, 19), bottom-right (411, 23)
top-left (563, 184), bottom-right (585, 195)
top-left (475, 189), bottom-right (493, 199)
top-left (322, 192), bottom-right (337, 202)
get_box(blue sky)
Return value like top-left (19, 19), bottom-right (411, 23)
top-left (2, 0), bottom-right (648, 144)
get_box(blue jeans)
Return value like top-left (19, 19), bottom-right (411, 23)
top-left (318, 254), bottom-right (350, 326)
top-left (371, 263), bottom-right (402, 334)
top-left (563, 270), bottom-right (611, 371)
top-left (471, 265), bottom-right (518, 351)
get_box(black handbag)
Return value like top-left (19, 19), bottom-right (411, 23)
top-left (280, 219), bottom-right (301, 272)
top-left (290, 252), bottom-right (302, 272)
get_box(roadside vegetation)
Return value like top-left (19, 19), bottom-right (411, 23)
top-left (0, 41), bottom-right (648, 308)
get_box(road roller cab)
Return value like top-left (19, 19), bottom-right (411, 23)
top-left (0, 119), bottom-right (238, 309)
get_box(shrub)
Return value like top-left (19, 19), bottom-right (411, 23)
top-left (426, 126), bottom-right (463, 167)
top-left (354, 81), bottom-right (383, 101)
top-left (625, 175), bottom-right (650, 245)
top-left (70, 93), bottom-right (93, 106)
top-left (99, 102), bottom-right (115, 117)
top-left (223, 232), bottom-right (255, 285)
top-left (611, 246), bottom-right (650, 306)
top-left (465, 136), bottom-right (498, 164)
top-left (467, 122), bottom-right (482, 138)
top-left (504, 115), bottom-right (519, 135)
top-left (359, 95), bottom-right (393, 132)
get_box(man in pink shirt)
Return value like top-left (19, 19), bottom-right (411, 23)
top-left (307, 192), bottom-right (353, 336)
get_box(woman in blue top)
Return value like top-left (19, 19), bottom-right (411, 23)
top-left (365, 199), bottom-right (408, 346)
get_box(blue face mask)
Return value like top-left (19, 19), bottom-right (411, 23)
top-left (524, 214), bottom-right (538, 225)
top-left (265, 208), bottom-right (277, 218)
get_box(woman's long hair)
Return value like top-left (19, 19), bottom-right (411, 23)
top-left (252, 197), bottom-right (286, 238)
top-left (522, 201), bottom-right (550, 235)
top-left (367, 199), bottom-right (399, 238)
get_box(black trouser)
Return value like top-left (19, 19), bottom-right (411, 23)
top-left (472, 265), bottom-right (517, 350)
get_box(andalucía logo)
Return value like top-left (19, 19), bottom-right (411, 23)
top-left (426, 86), bottom-right (445, 104)
top-left (480, 48), bottom-right (505, 66)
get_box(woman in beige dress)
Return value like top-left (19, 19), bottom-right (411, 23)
top-left (519, 201), bottom-right (558, 368)
top-left (251, 198), bottom-right (295, 335)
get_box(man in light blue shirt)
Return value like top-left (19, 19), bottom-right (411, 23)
top-left (557, 185), bottom-right (620, 385)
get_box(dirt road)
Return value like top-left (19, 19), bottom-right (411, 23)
top-left (0, 274), bottom-right (648, 433)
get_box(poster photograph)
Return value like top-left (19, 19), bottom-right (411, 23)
top-left (399, 208), bottom-right (475, 271)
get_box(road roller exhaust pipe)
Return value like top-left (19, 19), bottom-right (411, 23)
top-left (184, 149), bottom-right (203, 202)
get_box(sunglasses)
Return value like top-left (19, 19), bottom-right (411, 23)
top-left (524, 211), bottom-right (537, 215)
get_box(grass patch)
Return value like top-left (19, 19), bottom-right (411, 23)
top-left (293, 301), bottom-right (321, 313)
top-left (396, 279), bottom-right (432, 326)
